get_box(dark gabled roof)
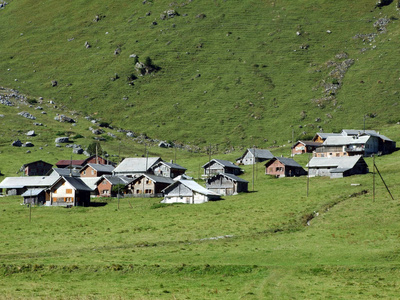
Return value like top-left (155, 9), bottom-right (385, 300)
top-left (81, 163), bottom-right (115, 173)
top-left (265, 157), bottom-right (304, 168)
top-left (237, 148), bottom-right (274, 160)
top-left (292, 140), bottom-right (322, 148)
top-left (23, 160), bottom-right (53, 167)
top-left (209, 173), bottom-right (248, 183)
top-left (202, 159), bottom-right (241, 169)
top-left (47, 168), bottom-right (80, 177)
top-left (131, 173), bottom-right (175, 185)
top-left (98, 175), bottom-right (134, 186)
top-left (54, 176), bottom-right (93, 192)
top-left (154, 161), bottom-right (187, 171)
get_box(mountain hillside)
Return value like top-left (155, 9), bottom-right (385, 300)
top-left (1, 0), bottom-right (400, 148)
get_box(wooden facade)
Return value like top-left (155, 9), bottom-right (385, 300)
top-left (23, 160), bottom-right (53, 176)
top-left (291, 141), bottom-right (321, 156)
top-left (265, 157), bottom-right (307, 178)
top-left (128, 174), bottom-right (174, 197)
top-left (151, 161), bottom-right (187, 178)
top-left (48, 177), bottom-right (91, 206)
top-left (80, 164), bottom-right (114, 177)
top-left (206, 173), bottom-right (248, 196)
top-left (202, 159), bottom-right (242, 176)
top-left (236, 149), bottom-right (274, 165)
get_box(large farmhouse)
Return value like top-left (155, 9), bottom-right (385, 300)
top-left (112, 157), bottom-right (162, 177)
top-left (265, 157), bottom-right (307, 178)
top-left (307, 155), bottom-right (369, 178)
top-left (206, 173), bottom-right (248, 195)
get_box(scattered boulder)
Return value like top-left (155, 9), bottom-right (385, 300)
top-left (12, 140), bottom-right (22, 147)
top-left (23, 142), bottom-right (34, 147)
top-left (73, 147), bottom-right (84, 154)
top-left (92, 128), bottom-right (104, 135)
top-left (85, 41), bottom-right (91, 48)
top-left (18, 112), bottom-right (36, 120)
top-left (26, 130), bottom-right (36, 136)
top-left (51, 80), bottom-right (58, 87)
top-left (126, 131), bottom-right (135, 138)
top-left (54, 114), bottom-right (76, 123)
top-left (158, 141), bottom-right (171, 148)
top-left (55, 137), bottom-right (69, 143)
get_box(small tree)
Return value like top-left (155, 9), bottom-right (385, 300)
top-left (112, 184), bottom-right (125, 196)
top-left (86, 141), bottom-right (104, 156)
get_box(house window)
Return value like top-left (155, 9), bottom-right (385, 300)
top-left (83, 170), bottom-right (86, 175)
top-left (138, 180), bottom-right (141, 184)
top-left (145, 189), bottom-right (152, 194)
top-left (66, 189), bottom-right (72, 194)
top-left (91, 170), bottom-right (95, 175)
top-left (102, 181), bottom-right (107, 185)
top-left (146, 180), bottom-right (151, 184)
top-left (103, 190), bottom-right (109, 194)
top-left (136, 189), bottom-right (141, 194)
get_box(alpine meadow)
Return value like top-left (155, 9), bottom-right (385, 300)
top-left (1, 0), bottom-right (400, 299)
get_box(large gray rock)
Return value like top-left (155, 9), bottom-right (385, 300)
top-left (12, 140), bottom-right (22, 147)
top-left (26, 130), bottom-right (36, 136)
top-left (55, 137), bottom-right (69, 143)
top-left (73, 147), bottom-right (83, 154)
top-left (18, 112), bottom-right (36, 120)
top-left (54, 114), bottom-right (76, 123)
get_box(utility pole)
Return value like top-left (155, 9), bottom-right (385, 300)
top-left (307, 154), bottom-right (311, 197)
top-left (373, 155), bottom-right (375, 202)
top-left (252, 146), bottom-right (255, 192)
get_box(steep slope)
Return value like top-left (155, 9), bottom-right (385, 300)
top-left (0, 0), bottom-right (399, 148)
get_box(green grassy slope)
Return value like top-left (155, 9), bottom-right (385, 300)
top-left (0, 150), bottom-right (400, 299)
top-left (1, 0), bottom-right (400, 147)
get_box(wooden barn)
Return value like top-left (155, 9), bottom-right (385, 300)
top-left (236, 148), bottom-right (274, 165)
top-left (265, 157), bottom-right (307, 178)
top-left (206, 173), bottom-right (248, 196)
top-left (21, 160), bottom-right (53, 176)
top-left (202, 159), bottom-right (242, 177)
top-left (161, 180), bottom-right (221, 204)
top-left (21, 188), bottom-right (47, 205)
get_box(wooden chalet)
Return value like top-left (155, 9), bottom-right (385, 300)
top-left (265, 157), bottom-right (307, 178)
top-left (312, 133), bottom-right (342, 143)
top-left (80, 163), bottom-right (115, 177)
top-left (151, 161), bottom-right (187, 178)
top-left (206, 173), bottom-right (248, 196)
top-left (161, 180), bottom-right (221, 204)
top-left (291, 141), bottom-right (322, 156)
top-left (48, 176), bottom-right (92, 206)
top-left (202, 159), bottom-right (242, 177)
top-left (21, 160), bottom-right (53, 176)
top-left (307, 155), bottom-right (369, 178)
top-left (96, 175), bottom-right (133, 197)
top-left (236, 148), bottom-right (274, 165)
top-left (128, 174), bottom-right (174, 197)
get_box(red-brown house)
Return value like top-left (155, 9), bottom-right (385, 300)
top-left (80, 164), bottom-right (115, 177)
top-left (96, 175), bottom-right (133, 197)
top-left (291, 140), bottom-right (322, 156)
top-left (265, 157), bottom-right (307, 178)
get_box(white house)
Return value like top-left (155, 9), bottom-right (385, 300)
top-left (161, 180), bottom-right (221, 204)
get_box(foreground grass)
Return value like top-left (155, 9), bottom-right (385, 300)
top-left (1, 148), bottom-right (400, 298)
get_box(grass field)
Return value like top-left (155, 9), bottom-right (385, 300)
top-left (1, 146), bottom-right (400, 299)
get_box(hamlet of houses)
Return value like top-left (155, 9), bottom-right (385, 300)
top-left (0, 129), bottom-right (396, 206)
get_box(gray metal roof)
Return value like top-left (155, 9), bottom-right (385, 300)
top-left (342, 129), bottom-right (394, 142)
top-left (202, 159), bottom-right (241, 169)
top-left (80, 177), bottom-right (101, 190)
top-left (155, 161), bottom-right (187, 170)
top-left (163, 180), bottom-right (220, 196)
top-left (247, 148), bottom-right (274, 160)
top-left (0, 176), bottom-right (59, 189)
top-left (265, 157), bottom-right (304, 168)
top-left (84, 164), bottom-right (115, 173)
top-left (322, 135), bottom-right (370, 146)
top-left (314, 133), bottom-right (342, 140)
top-left (131, 174), bottom-right (175, 185)
top-left (294, 140), bottom-right (323, 147)
top-left (210, 173), bottom-right (249, 183)
top-left (48, 168), bottom-right (80, 177)
top-left (21, 188), bottom-right (45, 197)
top-left (113, 157), bottom-right (162, 174)
top-left (307, 155), bottom-right (365, 169)
top-left (99, 175), bottom-right (134, 185)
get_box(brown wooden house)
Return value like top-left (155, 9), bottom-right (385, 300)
top-left (21, 160), bottom-right (53, 176)
top-left (202, 159), bottom-right (242, 177)
top-left (96, 175), bottom-right (133, 197)
top-left (291, 141), bottom-right (322, 156)
top-left (265, 157), bottom-right (307, 178)
top-left (151, 161), bottom-right (187, 178)
top-left (80, 164), bottom-right (115, 177)
top-left (128, 174), bottom-right (174, 197)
